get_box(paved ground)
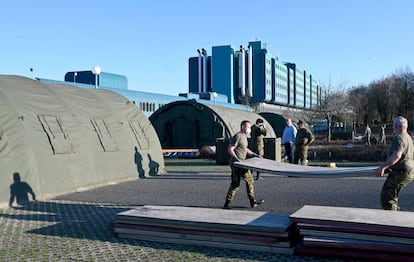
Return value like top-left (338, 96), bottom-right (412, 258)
top-left (2, 159), bottom-right (414, 261)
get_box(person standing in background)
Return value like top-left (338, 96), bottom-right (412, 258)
top-left (282, 118), bottom-right (297, 163)
top-left (251, 118), bottom-right (267, 180)
top-left (294, 120), bottom-right (314, 165)
top-left (365, 124), bottom-right (372, 145)
top-left (380, 124), bottom-right (387, 144)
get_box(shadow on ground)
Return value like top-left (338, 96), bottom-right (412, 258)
top-left (0, 200), bottom-right (294, 261)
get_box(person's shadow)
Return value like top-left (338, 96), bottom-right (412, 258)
top-left (134, 146), bottom-right (145, 178)
top-left (9, 172), bottom-right (36, 208)
top-left (148, 154), bottom-right (159, 175)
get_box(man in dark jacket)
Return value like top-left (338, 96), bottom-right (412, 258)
top-left (294, 120), bottom-right (314, 165)
top-left (251, 118), bottom-right (267, 180)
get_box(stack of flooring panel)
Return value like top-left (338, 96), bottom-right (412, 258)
top-left (113, 205), bottom-right (296, 254)
top-left (290, 205), bottom-right (414, 261)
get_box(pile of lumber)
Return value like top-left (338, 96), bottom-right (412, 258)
top-left (290, 205), bottom-right (414, 261)
top-left (113, 205), bottom-right (296, 254)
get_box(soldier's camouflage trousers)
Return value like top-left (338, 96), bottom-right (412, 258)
top-left (225, 166), bottom-right (255, 203)
top-left (380, 170), bottom-right (414, 211)
top-left (294, 146), bottom-right (309, 165)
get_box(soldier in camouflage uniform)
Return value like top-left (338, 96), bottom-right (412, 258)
top-left (380, 124), bottom-right (387, 144)
top-left (251, 118), bottom-right (267, 157)
top-left (376, 116), bottom-right (414, 211)
top-left (223, 120), bottom-right (264, 209)
top-left (294, 120), bottom-right (314, 165)
top-left (251, 118), bottom-right (267, 180)
top-left (365, 124), bottom-right (372, 145)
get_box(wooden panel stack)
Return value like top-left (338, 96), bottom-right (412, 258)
top-left (290, 205), bottom-right (414, 261)
top-left (113, 205), bottom-right (296, 255)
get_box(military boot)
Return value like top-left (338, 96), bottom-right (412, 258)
top-left (250, 198), bottom-right (264, 208)
top-left (223, 199), bottom-right (232, 209)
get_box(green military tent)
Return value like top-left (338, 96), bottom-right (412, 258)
top-left (149, 100), bottom-right (280, 163)
top-left (259, 111), bottom-right (304, 138)
top-left (259, 112), bottom-right (288, 138)
top-left (0, 75), bottom-right (164, 207)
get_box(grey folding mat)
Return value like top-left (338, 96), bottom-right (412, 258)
top-left (113, 205), bottom-right (296, 254)
top-left (233, 157), bottom-right (377, 178)
top-left (290, 205), bottom-right (414, 261)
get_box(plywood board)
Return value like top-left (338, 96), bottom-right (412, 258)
top-left (297, 222), bottom-right (414, 239)
top-left (115, 205), bottom-right (292, 234)
top-left (113, 224), bottom-right (291, 247)
top-left (303, 236), bottom-right (414, 254)
top-left (299, 228), bottom-right (414, 245)
top-left (113, 205), bottom-right (297, 255)
top-left (292, 205), bottom-right (414, 260)
top-left (295, 245), bottom-right (413, 262)
top-left (233, 158), bottom-right (377, 178)
top-left (117, 233), bottom-right (295, 255)
top-left (290, 205), bottom-right (414, 230)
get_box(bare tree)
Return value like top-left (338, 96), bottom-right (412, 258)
top-left (369, 78), bottom-right (393, 123)
top-left (319, 79), bottom-right (350, 142)
top-left (348, 85), bottom-right (369, 126)
top-left (390, 67), bottom-right (414, 119)
top-left (315, 67), bottom-right (414, 139)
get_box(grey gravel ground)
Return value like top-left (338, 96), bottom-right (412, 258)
top-left (2, 159), bottom-right (413, 261)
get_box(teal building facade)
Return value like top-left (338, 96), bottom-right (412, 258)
top-left (188, 40), bottom-right (325, 109)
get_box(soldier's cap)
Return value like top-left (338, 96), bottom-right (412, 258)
top-left (297, 120), bottom-right (305, 125)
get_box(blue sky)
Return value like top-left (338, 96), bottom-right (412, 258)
top-left (1, 0), bottom-right (413, 95)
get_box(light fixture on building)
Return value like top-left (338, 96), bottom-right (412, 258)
top-left (91, 65), bottom-right (101, 89)
top-left (212, 92), bottom-right (218, 105)
top-left (73, 72), bottom-right (77, 86)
